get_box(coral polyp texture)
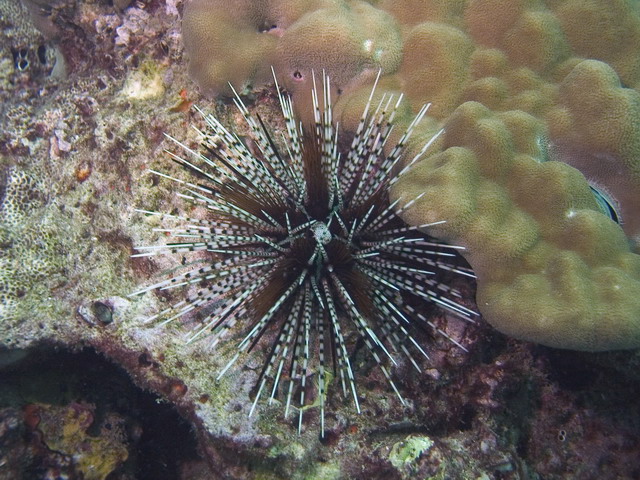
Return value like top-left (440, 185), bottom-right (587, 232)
top-left (0, 165), bottom-right (65, 322)
top-left (132, 73), bottom-right (476, 434)
top-left (182, 0), bottom-right (640, 351)
top-left (182, 0), bottom-right (402, 118)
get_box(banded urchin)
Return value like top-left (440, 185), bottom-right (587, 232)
top-left (132, 71), bottom-right (477, 435)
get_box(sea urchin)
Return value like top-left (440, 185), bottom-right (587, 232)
top-left (131, 71), bottom-right (477, 435)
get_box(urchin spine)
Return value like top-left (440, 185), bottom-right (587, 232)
top-left (132, 70), bottom-right (477, 436)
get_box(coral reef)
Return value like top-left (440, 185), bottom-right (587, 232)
top-left (182, 0), bottom-right (640, 351)
top-left (396, 101), bottom-right (640, 351)
top-left (1, 0), bottom-right (640, 478)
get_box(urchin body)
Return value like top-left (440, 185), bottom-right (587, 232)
top-left (132, 72), bottom-right (476, 435)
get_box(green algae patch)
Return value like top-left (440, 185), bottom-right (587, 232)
top-left (121, 60), bottom-right (166, 101)
top-left (303, 461), bottom-right (341, 480)
top-left (389, 435), bottom-right (434, 470)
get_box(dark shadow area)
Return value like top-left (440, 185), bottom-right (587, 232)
top-left (0, 346), bottom-right (201, 480)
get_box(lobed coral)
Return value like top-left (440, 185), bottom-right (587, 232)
top-left (182, 0), bottom-right (402, 121)
top-left (182, 0), bottom-right (640, 351)
top-left (396, 102), bottom-right (640, 351)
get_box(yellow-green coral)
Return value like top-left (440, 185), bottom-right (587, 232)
top-left (394, 102), bottom-right (640, 350)
top-left (36, 403), bottom-right (128, 480)
top-left (180, 0), bottom-right (640, 351)
top-left (182, 0), bottom-right (402, 110)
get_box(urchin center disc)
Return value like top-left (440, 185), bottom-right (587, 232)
top-left (311, 221), bottom-right (332, 245)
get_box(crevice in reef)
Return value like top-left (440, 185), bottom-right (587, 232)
top-left (0, 345), bottom-right (202, 479)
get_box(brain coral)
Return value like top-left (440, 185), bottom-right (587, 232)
top-left (180, 0), bottom-right (640, 351)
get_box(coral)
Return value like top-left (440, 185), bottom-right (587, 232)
top-left (0, 164), bottom-right (65, 322)
top-left (394, 101), bottom-right (640, 351)
top-left (181, 0), bottom-right (640, 350)
top-left (182, 0), bottom-right (288, 96)
top-left (274, 2), bottom-right (402, 110)
top-left (182, 0), bottom-right (402, 105)
top-left (548, 60), bottom-right (640, 248)
top-left (553, 0), bottom-right (640, 88)
top-left (399, 22), bottom-right (475, 119)
top-left (34, 402), bottom-right (129, 480)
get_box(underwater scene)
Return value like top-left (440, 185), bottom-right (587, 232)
top-left (1, 0), bottom-right (639, 478)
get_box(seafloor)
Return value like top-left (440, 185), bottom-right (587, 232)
top-left (1, 1), bottom-right (639, 479)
